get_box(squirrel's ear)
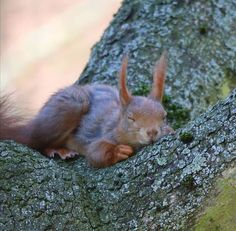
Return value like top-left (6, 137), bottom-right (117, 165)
top-left (149, 51), bottom-right (167, 102)
top-left (119, 55), bottom-right (132, 106)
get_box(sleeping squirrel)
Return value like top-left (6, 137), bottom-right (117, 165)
top-left (0, 52), bottom-right (174, 168)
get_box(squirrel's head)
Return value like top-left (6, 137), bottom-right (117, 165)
top-left (118, 52), bottom-right (174, 146)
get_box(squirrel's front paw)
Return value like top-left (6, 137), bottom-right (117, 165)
top-left (114, 145), bottom-right (133, 161)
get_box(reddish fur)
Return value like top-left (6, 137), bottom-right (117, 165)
top-left (149, 51), bottom-right (167, 102)
top-left (0, 96), bottom-right (30, 145)
top-left (0, 52), bottom-right (173, 168)
top-left (86, 140), bottom-right (133, 168)
top-left (119, 56), bottom-right (132, 106)
top-left (0, 85), bottom-right (90, 152)
top-left (44, 148), bottom-right (78, 159)
top-left (27, 85), bottom-right (90, 151)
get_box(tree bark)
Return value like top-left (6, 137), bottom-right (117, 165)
top-left (78, 0), bottom-right (236, 119)
top-left (1, 0), bottom-right (236, 230)
top-left (0, 90), bottom-right (235, 231)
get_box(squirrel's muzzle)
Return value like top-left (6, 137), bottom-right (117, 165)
top-left (161, 125), bottom-right (175, 136)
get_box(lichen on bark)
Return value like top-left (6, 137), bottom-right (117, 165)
top-left (1, 0), bottom-right (236, 230)
top-left (78, 0), bottom-right (236, 120)
top-left (1, 90), bottom-right (235, 231)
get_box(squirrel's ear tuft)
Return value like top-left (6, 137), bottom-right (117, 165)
top-left (149, 51), bottom-right (167, 102)
top-left (119, 55), bottom-right (132, 106)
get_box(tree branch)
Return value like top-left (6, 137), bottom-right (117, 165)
top-left (1, 0), bottom-right (236, 230)
top-left (1, 90), bottom-right (235, 230)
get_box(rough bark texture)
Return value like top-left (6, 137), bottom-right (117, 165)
top-left (78, 0), bottom-right (236, 121)
top-left (0, 90), bottom-right (235, 231)
top-left (1, 0), bottom-right (236, 230)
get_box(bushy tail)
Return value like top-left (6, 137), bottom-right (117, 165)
top-left (0, 96), bottom-right (31, 145)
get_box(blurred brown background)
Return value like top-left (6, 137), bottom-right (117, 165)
top-left (0, 0), bottom-right (121, 113)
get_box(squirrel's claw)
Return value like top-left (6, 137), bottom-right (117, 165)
top-left (114, 145), bottom-right (134, 161)
top-left (44, 148), bottom-right (79, 159)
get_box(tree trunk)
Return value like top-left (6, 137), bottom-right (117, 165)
top-left (78, 0), bottom-right (236, 120)
top-left (1, 0), bottom-right (236, 230)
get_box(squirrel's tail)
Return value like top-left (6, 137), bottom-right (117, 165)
top-left (0, 96), bottom-right (31, 145)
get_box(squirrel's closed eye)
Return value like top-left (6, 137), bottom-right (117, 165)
top-left (128, 116), bottom-right (135, 122)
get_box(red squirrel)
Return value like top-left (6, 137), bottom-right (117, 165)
top-left (0, 52), bottom-right (173, 168)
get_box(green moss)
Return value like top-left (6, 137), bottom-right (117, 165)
top-left (182, 175), bottom-right (196, 190)
top-left (194, 169), bottom-right (236, 231)
top-left (220, 68), bottom-right (236, 98)
top-left (180, 132), bottom-right (194, 144)
top-left (163, 95), bottom-right (191, 129)
top-left (221, 81), bottom-right (231, 98)
top-left (199, 24), bottom-right (208, 35)
top-left (132, 86), bottom-right (190, 129)
top-left (132, 83), bottom-right (151, 96)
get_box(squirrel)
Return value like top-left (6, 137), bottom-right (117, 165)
top-left (0, 52), bottom-right (174, 168)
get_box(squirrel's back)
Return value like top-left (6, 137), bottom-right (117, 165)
top-left (74, 84), bottom-right (121, 146)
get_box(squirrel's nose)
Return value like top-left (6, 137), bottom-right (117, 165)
top-left (146, 128), bottom-right (158, 140)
